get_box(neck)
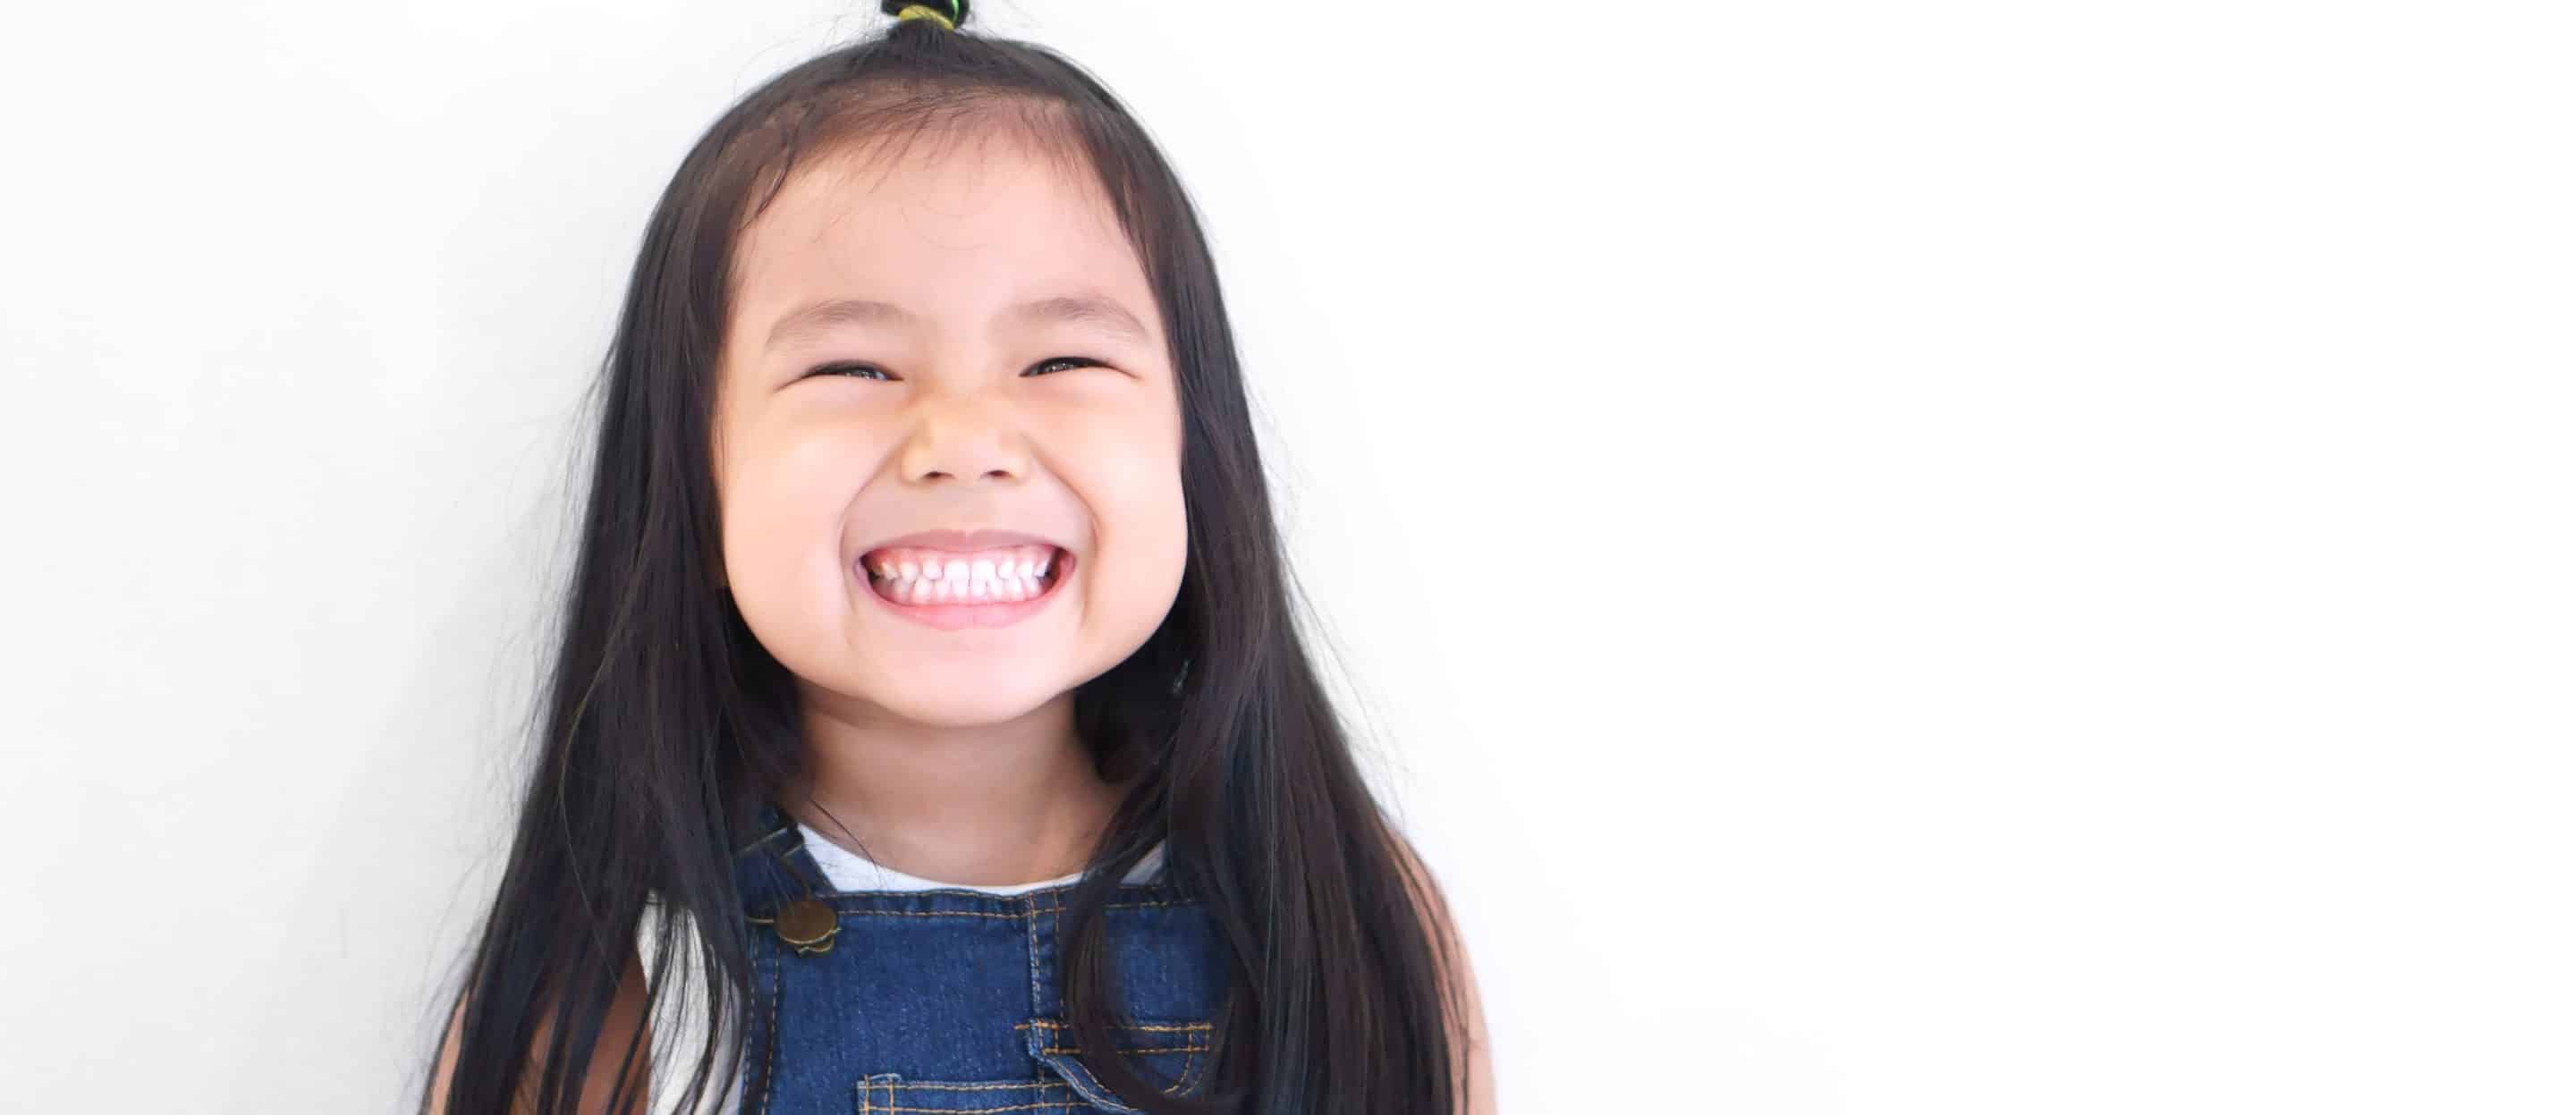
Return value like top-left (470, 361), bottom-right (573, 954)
top-left (781, 689), bottom-right (1120, 887)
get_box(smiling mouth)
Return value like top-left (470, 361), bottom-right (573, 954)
top-left (858, 543), bottom-right (1071, 607)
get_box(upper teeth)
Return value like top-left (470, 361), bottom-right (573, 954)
top-left (864, 543), bottom-right (1056, 591)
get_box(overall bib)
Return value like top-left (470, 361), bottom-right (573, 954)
top-left (728, 799), bottom-right (1229, 1114)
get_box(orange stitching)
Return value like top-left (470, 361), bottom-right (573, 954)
top-left (754, 955), bottom-right (779, 1115)
top-left (852, 1068), bottom-right (1188, 1114)
top-left (1022, 899), bottom-right (1183, 916)
top-left (881, 1081), bottom-right (1072, 1092)
top-left (1022, 899), bottom-right (1045, 1055)
top-left (1013, 1020), bottom-right (1212, 1033)
top-left (1168, 1044), bottom-right (1203, 1095)
top-left (785, 898), bottom-right (1183, 921)
top-left (866, 1105), bottom-right (1085, 1114)
top-left (828, 908), bottom-right (1023, 920)
top-left (1038, 1045), bottom-right (1205, 1055)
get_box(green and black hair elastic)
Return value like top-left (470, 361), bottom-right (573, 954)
top-left (881, 0), bottom-right (968, 31)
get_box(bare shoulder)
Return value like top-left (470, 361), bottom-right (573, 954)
top-left (1387, 829), bottom-right (1499, 1115)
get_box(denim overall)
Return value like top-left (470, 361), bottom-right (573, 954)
top-left (729, 799), bottom-right (1228, 1114)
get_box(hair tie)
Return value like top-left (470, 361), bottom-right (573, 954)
top-left (883, 0), bottom-right (965, 31)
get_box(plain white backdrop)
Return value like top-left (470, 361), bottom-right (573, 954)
top-left (3, 1), bottom-right (2571, 1111)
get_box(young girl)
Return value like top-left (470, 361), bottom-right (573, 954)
top-left (423, 3), bottom-right (1492, 1112)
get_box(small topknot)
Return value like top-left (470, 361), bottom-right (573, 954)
top-left (878, 0), bottom-right (970, 32)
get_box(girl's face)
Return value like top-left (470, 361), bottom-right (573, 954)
top-left (711, 131), bottom-right (1187, 730)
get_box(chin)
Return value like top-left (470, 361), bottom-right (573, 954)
top-left (867, 677), bottom-right (1075, 730)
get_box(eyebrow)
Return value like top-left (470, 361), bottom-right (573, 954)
top-left (761, 293), bottom-right (1153, 351)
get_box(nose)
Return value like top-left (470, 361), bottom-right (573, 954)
top-left (897, 394), bottom-right (1030, 486)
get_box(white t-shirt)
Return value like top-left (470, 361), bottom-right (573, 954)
top-left (634, 824), bottom-right (1168, 1114)
top-left (792, 820), bottom-right (1168, 893)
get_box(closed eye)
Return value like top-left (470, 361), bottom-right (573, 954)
top-left (1025, 356), bottom-right (1107, 376)
top-left (800, 356), bottom-right (1106, 382)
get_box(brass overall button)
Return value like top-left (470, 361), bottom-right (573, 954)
top-left (773, 898), bottom-right (839, 956)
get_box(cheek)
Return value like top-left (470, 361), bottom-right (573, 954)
top-left (1065, 402), bottom-right (1189, 604)
top-left (1081, 484), bottom-right (1188, 659)
top-left (1100, 467), bottom-right (1189, 578)
top-left (718, 417), bottom-right (880, 591)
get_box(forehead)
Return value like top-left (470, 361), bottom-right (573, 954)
top-left (727, 130), bottom-right (1156, 342)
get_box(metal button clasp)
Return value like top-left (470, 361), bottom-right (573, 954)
top-left (739, 802), bottom-right (841, 957)
top-left (773, 898), bottom-right (839, 956)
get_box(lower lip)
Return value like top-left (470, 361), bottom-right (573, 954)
top-left (860, 550), bottom-right (1074, 630)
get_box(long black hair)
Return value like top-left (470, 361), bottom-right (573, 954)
top-left (423, 4), bottom-right (1468, 1114)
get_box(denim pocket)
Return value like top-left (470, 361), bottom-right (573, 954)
top-left (1024, 1017), bottom-right (1217, 1111)
top-left (849, 1019), bottom-right (1214, 1115)
top-left (852, 1075), bottom-right (1089, 1113)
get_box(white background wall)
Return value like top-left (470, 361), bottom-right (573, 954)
top-left (4, 1), bottom-right (2570, 1111)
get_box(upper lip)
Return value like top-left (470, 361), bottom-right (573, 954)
top-left (858, 528), bottom-right (1066, 556)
